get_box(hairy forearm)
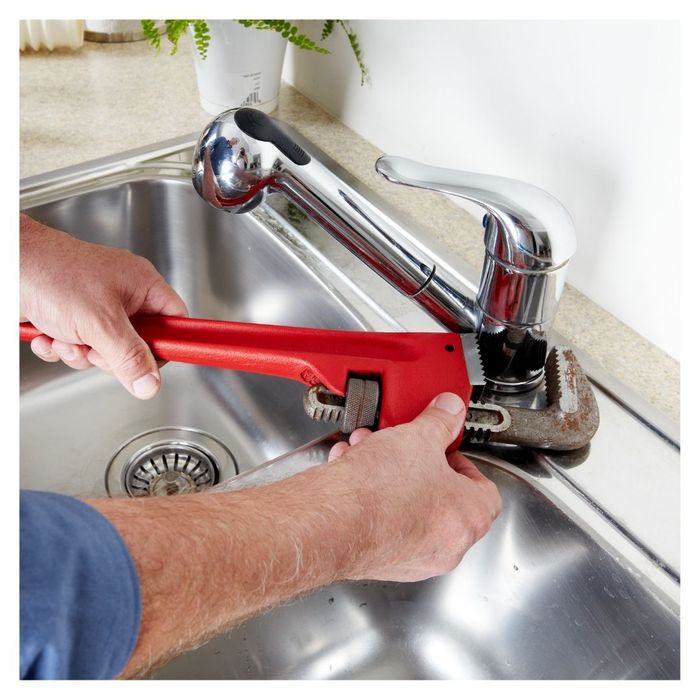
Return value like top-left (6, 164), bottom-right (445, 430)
top-left (20, 214), bottom-right (67, 306)
top-left (86, 460), bottom-right (369, 678)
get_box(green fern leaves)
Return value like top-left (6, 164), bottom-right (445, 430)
top-left (321, 21), bottom-right (336, 41)
top-left (191, 21), bottom-right (210, 59)
top-left (140, 19), bottom-right (368, 84)
top-left (140, 20), bottom-right (209, 58)
top-left (238, 20), bottom-right (330, 55)
top-left (140, 20), bottom-right (163, 51)
top-left (337, 20), bottom-right (368, 86)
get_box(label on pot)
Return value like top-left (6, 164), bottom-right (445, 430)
top-left (237, 71), bottom-right (263, 107)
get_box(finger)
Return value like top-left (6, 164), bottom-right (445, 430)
top-left (448, 453), bottom-right (502, 517)
top-left (51, 340), bottom-right (93, 370)
top-left (86, 349), bottom-right (113, 374)
top-left (30, 335), bottom-right (60, 362)
top-left (89, 348), bottom-right (164, 375)
top-left (412, 392), bottom-right (467, 448)
top-left (84, 312), bottom-right (161, 399)
top-left (348, 428), bottom-right (373, 446)
top-left (328, 441), bottom-right (350, 462)
top-left (447, 452), bottom-right (489, 481)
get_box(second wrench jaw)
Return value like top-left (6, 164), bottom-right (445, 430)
top-left (463, 402), bottom-right (512, 444)
top-left (303, 385), bottom-right (345, 424)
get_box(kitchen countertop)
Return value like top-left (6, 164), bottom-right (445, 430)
top-left (19, 39), bottom-right (680, 425)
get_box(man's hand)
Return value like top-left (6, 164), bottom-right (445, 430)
top-left (328, 391), bottom-right (502, 581)
top-left (88, 392), bottom-right (501, 677)
top-left (20, 213), bottom-right (188, 399)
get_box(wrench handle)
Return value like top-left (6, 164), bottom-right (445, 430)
top-left (19, 316), bottom-right (472, 438)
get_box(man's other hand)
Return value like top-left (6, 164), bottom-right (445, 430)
top-left (20, 214), bottom-right (188, 399)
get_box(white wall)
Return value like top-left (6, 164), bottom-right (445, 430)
top-left (283, 20), bottom-right (679, 360)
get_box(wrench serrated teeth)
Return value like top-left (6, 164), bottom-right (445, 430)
top-left (544, 348), bottom-right (564, 408)
top-left (544, 346), bottom-right (578, 414)
top-left (303, 385), bottom-right (345, 424)
top-left (465, 426), bottom-right (492, 443)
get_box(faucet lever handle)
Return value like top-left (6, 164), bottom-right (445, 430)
top-left (375, 155), bottom-right (576, 271)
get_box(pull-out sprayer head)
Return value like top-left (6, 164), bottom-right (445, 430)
top-left (192, 108), bottom-right (311, 213)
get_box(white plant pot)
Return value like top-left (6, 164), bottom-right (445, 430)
top-left (190, 21), bottom-right (288, 115)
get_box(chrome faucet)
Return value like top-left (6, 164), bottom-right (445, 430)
top-left (192, 108), bottom-right (576, 393)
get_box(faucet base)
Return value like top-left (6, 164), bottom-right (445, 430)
top-left (485, 372), bottom-right (544, 395)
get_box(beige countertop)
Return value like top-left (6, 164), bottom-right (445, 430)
top-left (20, 39), bottom-right (680, 425)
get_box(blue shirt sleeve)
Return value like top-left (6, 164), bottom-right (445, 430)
top-left (20, 490), bottom-right (142, 679)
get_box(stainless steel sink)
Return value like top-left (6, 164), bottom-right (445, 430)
top-left (20, 134), bottom-right (680, 679)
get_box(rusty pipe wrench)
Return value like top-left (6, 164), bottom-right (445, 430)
top-left (19, 316), bottom-right (598, 451)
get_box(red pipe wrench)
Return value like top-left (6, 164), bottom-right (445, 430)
top-left (19, 316), bottom-right (482, 451)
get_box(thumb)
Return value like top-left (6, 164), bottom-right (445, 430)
top-left (140, 277), bottom-right (189, 317)
top-left (84, 312), bottom-right (161, 399)
top-left (412, 392), bottom-right (467, 449)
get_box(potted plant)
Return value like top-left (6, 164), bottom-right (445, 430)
top-left (141, 19), bottom-right (367, 114)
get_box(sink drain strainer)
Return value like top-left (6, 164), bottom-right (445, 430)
top-left (123, 443), bottom-right (219, 497)
top-left (106, 427), bottom-right (238, 497)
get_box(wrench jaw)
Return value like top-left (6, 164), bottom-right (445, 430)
top-left (463, 346), bottom-right (600, 452)
top-left (303, 378), bottom-right (381, 435)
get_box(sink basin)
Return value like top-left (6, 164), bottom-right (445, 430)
top-left (20, 136), bottom-right (680, 679)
